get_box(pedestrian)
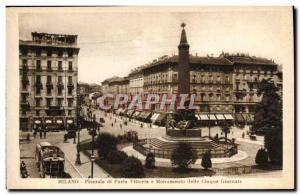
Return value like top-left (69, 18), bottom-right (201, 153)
top-left (39, 130), bottom-right (43, 139)
top-left (149, 123), bottom-right (152, 128)
top-left (120, 124), bottom-right (122, 129)
top-left (44, 131), bottom-right (47, 139)
top-left (64, 134), bottom-right (68, 143)
top-left (26, 133), bottom-right (30, 141)
top-left (33, 130), bottom-right (37, 139)
top-left (115, 118), bottom-right (117, 123)
top-left (111, 123), bottom-right (114, 127)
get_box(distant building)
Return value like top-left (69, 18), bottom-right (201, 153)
top-left (19, 32), bottom-right (79, 131)
top-left (78, 82), bottom-right (102, 106)
top-left (128, 67), bottom-right (144, 96)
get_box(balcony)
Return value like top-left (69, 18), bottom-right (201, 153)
top-left (46, 82), bottom-right (54, 89)
top-left (21, 77), bottom-right (29, 86)
top-left (57, 82), bottom-right (64, 89)
top-left (21, 65), bottom-right (28, 72)
top-left (235, 89), bottom-right (247, 94)
top-left (20, 101), bottom-right (30, 110)
top-left (35, 82), bottom-right (43, 89)
top-left (67, 83), bottom-right (74, 89)
top-left (224, 80), bottom-right (231, 84)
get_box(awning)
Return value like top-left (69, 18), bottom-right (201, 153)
top-left (133, 111), bottom-right (141, 117)
top-left (116, 108), bottom-right (123, 114)
top-left (144, 112), bottom-right (152, 119)
top-left (119, 109), bottom-right (125, 114)
top-left (155, 113), bottom-right (166, 123)
top-left (34, 120), bottom-right (41, 124)
top-left (123, 109), bottom-right (128, 114)
top-left (138, 111), bottom-right (145, 118)
top-left (151, 113), bottom-right (160, 122)
top-left (127, 110), bottom-right (134, 116)
top-left (248, 114), bottom-right (254, 122)
top-left (235, 113), bottom-right (244, 122)
top-left (67, 119), bottom-right (73, 124)
top-left (208, 114), bottom-right (217, 120)
top-left (45, 120), bottom-right (52, 124)
top-left (195, 114), bottom-right (200, 120)
top-left (56, 120), bottom-right (63, 124)
top-left (224, 114), bottom-right (234, 120)
top-left (215, 114), bottom-right (225, 120)
top-left (199, 114), bottom-right (209, 120)
top-left (242, 113), bottom-right (251, 122)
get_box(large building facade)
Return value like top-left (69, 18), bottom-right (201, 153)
top-left (19, 32), bottom-right (79, 131)
top-left (100, 24), bottom-right (282, 125)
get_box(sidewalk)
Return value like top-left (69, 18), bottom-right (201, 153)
top-left (237, 137), bottom-right (264, 146)
top-left (58, 141), bottom-right (111, 178)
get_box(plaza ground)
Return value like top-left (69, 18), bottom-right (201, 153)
top-left (20, 108), bottom-right (280, 178)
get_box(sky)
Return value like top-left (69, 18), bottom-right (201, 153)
top-left (19, 7), bottom-right (293, 85)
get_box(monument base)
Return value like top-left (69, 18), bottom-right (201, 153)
top-left (166, 129), bottom-right (202, 137)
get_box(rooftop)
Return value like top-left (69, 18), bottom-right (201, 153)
top-left (19, 32), bottom-right (79, 49)
top-left (142, 53), bottom-right (276, 70)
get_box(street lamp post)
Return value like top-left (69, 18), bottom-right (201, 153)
top-left (73, 129), bottom-right (76, 144)
top-left (208, 105), bottom-right (211, 138)
top-left (75, 84), bottom-right (81, 165)
top-left (90, 115), bottom-right (97, 178)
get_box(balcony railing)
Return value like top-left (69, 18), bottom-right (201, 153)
top-left (35, 82), bottom-right (43, 89)
top-left (22, 77), bottom-right (29, 86)
top-left (21, 65), bottom-right (28, 71)
top-left (20, 101), bottom-right (30, 109)
top-left (67, 83), bottom-right (74, 89)
top-left (46, 82), bottom-right (54, 89)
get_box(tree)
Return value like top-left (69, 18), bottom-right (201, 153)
top-left (201, 151), bottom-right (212, 170)
top-left (96, 132), bottom-right (117, 159)
top-left (170, 143), bottom-right (197, 170)
top-left (145, 152), bottom-right (155, 169)
top-left (220, 122), bottom-right (231, 142)
top-left (252, 79), bottom-right (282, 165)
top-left (255, 148), bottom-right (269, 165)
top-left (107, 150), bottom-right (128, 164)
top-left (120, 156), bottom-right (145, 178)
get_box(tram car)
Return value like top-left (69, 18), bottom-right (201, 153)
top-left (35, 142), bottom-right (65, 178)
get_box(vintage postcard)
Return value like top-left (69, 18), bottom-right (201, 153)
top-left (6, 6), bottom-right (294, 190)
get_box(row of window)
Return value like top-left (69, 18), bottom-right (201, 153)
top-left (35, 98), bottom-right (74, 107)
top-left (35, 75), bottom-right (73, 83)
top-left (35, 87), bottom-right (74, 96)
top-left (35, 110), bottom-right (74, 117)
top-left (20, 48), bottom-right (75, 58)
top-left (22, 59), bottom-right (73, 71)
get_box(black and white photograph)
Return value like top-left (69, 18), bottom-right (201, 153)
top-left (6, 6), bottom-right (294, 190)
